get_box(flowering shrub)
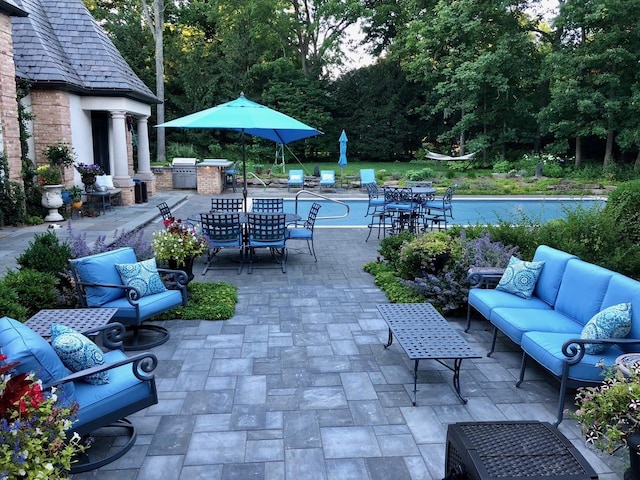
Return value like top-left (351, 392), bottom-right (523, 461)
top-left (152, 219), bottom-right (207, 265)
top-left (43, 142), bottom-right (76, 169)
top-left (0, 354), bottom-right (86, 479)
top-left (74, 163), bottom-right (105, 177)
top-left (572, 361), bottom-right (640, 453)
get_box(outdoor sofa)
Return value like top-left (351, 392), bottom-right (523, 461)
top-left (467, 245), bottom-right (640, 424)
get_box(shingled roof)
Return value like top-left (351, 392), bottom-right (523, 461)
top-left (11, 0), bottom-right (158, 104)
top-left (0, 0), bottom-right (27, 16)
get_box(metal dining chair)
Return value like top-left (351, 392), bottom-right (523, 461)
top-left (286, 203), bottom-right (321, 261)
top-left (364, 182), bottom-right (386, 217)
top-left (383, 187), bottom-right (421, 233)
top-left (210, 197), bottom-right (243, 212)
top-left (252, 198), bottom-right (284, 213)
top-left (246, 213), bottom-right (287, 273)
top-left (200, 212), bottom-right (244, 274)
top-left (156, 202), bottom-right (173, 221)
top-left (422, 184), bottom-right (458, 230)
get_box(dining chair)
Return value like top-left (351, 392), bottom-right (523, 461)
top-left (210, 197), bottom-right (243, 212)
top-left (224, 162), bottom-right (238, 192)
top-left (364, 182), bottom-right (386, 217)
top-left (156, 202), bottom-right (173, 221)
top-left (383, 187), bottom-right (421, 233)
top-left (252, 198), bottom-right (284, 213)
top-left (286, 202), bottom-right (321, 261)
top-left (422, 184), bottom-right (458, 230)
top-left (246, 213), bottom-right (287, 274)
top-left (200, 212), bottom-right (244, 274)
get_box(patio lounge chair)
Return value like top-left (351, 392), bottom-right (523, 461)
top-left (286, 202), bottom-right (321, 261)
top-left (319, 170), bottom-right (336, 191)
top-left (68, 247), bottom-right (188, 350)
top-left (288, 170), bottom-right (304, 191)
top-left (360, 169), bottom-right (376, 189)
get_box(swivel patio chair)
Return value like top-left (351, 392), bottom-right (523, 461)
top-left (252, 198), bottom-right (284, 213)
top-left (246, 213), bottom-right (287, 274)
top-left (360, 169), bottom-right (376, 189)
top-left (364, 182), bottom-right (386, 217)
top-left (288, 170), bottom-right (304, 191)
top-left (69, 247), bottom-right (188, 350)
top-left (319, 170), bottom-right (336, 191)
top-left (286, 202), bottom-right (321, 261)
top-left (200, 212), bottom-right (244, 274)
top-left (211, 197), bottom-right (243, 212)
top-left (422, 184), bottom-right (457, 230)
top-left (156, 202), bottom-right (173, 221)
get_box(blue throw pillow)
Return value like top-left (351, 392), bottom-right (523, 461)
top-left (495, 256), bottom-right (545, 299)
top-left (50, 323), bottom-right (108, 385)
top-left (115, 257), bottom-right (167, 298)
top-left (580, 302), bottom-right (632, 355)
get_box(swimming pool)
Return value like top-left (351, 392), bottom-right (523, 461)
top-left (283, 197), bottom-right (606, 227)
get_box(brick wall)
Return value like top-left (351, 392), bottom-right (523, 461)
top-left (152, 166), bottom-right (173, 190)
top-left (196, 164), bottom-right (224, 194)
top-left (0, 13), bottom-right (23, 182)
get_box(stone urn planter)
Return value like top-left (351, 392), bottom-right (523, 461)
top-left (41, 184), bottom-right (64, 221)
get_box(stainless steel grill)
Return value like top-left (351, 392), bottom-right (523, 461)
top-left (172, 157), bottom-right (197, 189)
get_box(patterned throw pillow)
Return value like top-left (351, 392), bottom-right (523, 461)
top-left (50, 323), bottom-right (108, 385)
top-left (115, 257), bottom-right (167, 298)
top-left (495, 256), bottom-right (545, 299)
top-left (581, 302), bottom-right (632, 355)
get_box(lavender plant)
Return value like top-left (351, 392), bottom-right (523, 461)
top-left (65, 222), bottom-right (154, 260)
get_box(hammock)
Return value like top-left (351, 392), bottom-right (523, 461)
top-left (425, 150), bottom-right (477, 161)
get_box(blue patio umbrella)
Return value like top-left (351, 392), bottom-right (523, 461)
top-left (338, 130), bottom-right (348, 185)
top-left (157, 93), bottom-right (323, 209)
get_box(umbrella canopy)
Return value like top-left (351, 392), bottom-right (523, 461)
top-left (338, 130), bottom-right (348, 168)
top-left (157, 94), bottom-right (323, 208)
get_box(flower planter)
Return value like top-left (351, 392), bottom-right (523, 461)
top-left (169, 256), bottom-right (195, 283)
top-left (41, 184), bottom-right (64, 222)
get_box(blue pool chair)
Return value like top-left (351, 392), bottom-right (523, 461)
top-left (319, 170), bottom-right (336, 191)
top-left (288, 170), bottom-right (304, 191)
top-left (360, 169), bottom-right (376, 189)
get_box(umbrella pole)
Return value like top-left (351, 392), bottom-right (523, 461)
top-left (242, 131), bottom-right (248, 212)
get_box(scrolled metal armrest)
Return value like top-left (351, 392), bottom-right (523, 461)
top-left (561, 337), bottom-right (640, 366)
top-left (81, 322), bottom-right (126, 349)
top-left (158, 267), bottom-right (189, 287)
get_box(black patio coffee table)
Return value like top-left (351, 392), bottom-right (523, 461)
top-left (377, 303), bottom-right (482, 405)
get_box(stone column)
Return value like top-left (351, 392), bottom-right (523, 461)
top-left (135, 115), bottom-right (156, 195)
top-left (110, 110), bottom-right (135, 204)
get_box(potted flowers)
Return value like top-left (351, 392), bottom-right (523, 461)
top-left (74, 163), bottom-right (105, 192)
top-left (0, 354), bottom-right (86, 478)
top-left (572, 360), bottom-right (640, 479)
top-left (152, 219), bottom-right (207, 281)
top-left (39, 141), bottom-right (76, 222)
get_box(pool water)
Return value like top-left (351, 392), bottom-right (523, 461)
top-left (283, 198), bottom-right (605, 227)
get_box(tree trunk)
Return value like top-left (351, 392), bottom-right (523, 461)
top-left (603, 129), bottom-right (614, 168)
top-left (575, 136), bottom-right (582, 167)
top-left (154, 0), bottom-right (166, 163)
top-left (634, 150), bottom-right (640, 171)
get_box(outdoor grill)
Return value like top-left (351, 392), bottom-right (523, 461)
top-left (171, 157), bottom-right (197, 189)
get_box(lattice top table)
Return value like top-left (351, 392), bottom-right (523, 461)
top-left (26, 308), bottom-right (118, 338)
top-left (377, 303), bottom-right (481, 404)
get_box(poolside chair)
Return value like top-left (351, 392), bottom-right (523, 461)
top-left (422, 184), bottom-right (458, 230)
top-left (288, 170), bottom-right (304, 191)
top-left (383, 187), bottom-right (421, 233)
top-left (211, 197), bottom-right (243, 212)
top-left (319, 170), bottom-right (336, 191)
top-left (246, 213), bottom-right (287, 274)
top-left (156, 202), bottom-right (173, 221)
top-left (252, 198), bottom-right (284, 213)
top-left (224, 162), bottom-right (238, 192)
top-left (286, 202), bottom-right (321, 261)
top-left (360, 169), bottom-right (376, 189)
top-left (200, 213), bottom-right (244, 274)
top-left (364, 182), bottom-right (386, 216)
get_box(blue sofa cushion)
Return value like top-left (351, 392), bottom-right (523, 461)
top-left (490, 308), bottom-right (582, 345)
top-left (0, 317), bottom-right (75, 400)
top-left (468, 288), bottom-right (551, 321)
top-left (50, 323), bottom-right (109, 385)
top-left (115, 257), bottom-right (167, 298)
top-left (103, 289), bottom-right (184, 321)
top-left (521, 330), bottom-right (625, 382)
top-left (495, 257), bottom-right (545, 299)
top-left (600, 274), bottom-right (640, 353)
top-left (72, 349), bottom-right (156, 434)
top-left (70, 247), bottom-right (138, 306)
top-left (531, 246), bottom-right (578, 306)
top-left (554, 260), bottom-right (614, 326)
top-left (580, 303), bottom-right (632, 354)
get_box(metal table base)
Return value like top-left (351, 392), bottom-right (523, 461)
top-left (378, 303), bottom-right (481, 405)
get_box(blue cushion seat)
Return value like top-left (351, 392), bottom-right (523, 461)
top-left (286, 229), bottom-right (312, 240)
top-left (101, 289), bottom-right (184, 320)
top-left (0, 317), bottom-right (75, 399)
top-left (490, 308), bottom-right (582, 345)
top-left (469, 288), bottom-right (552, 321)
top-left (248, 236), bottom-right (286, 248)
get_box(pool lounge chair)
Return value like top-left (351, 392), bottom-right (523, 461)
top-left (288, 170), bottom-right (304, 191)
top-left (319, 170), bottom-right (336, 191)
top-left (360, 169), bottom-right (376, 189)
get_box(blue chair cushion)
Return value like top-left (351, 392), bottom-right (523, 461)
top-left (369, 198), bottom-right (385, 206)
top-left (531, 246), bottom-right (578, 306)
top-left (103, 289), bottom-right (184, 321)
top-left (580, 303), bottom-right (632, 354)
top-left (0, 317), bottom-right (75, 400)
top-left (72, 349), bottom-right (156, 433)
top-left (115, 258), bottom-right (167, 298)
top-left (50, 323), bottom-right (109, 385)
top-left (490, 308), bottom-right (581, 345)
top-left (70, 247), bottom-right (138, 306)
top-left (286, 228), bottom-right (312, 240)
top-left (469, 288), bottom-right (552, 321)
top-left (495, 257), bottom-right (545, 299)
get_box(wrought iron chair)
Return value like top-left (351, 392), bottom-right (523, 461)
top-left (286, 202), bottom-right (321, 261)
top-left (68, 247), bottom-right (188, 350)
top-left (287, 170), bottom-right (304, 191)
top-left (319, 170), bottom-right (336, 191)
top-left (252, 198), bottom-right (284, 213)
top-left (246, 213), bottom-right (287, 274)
top-left (383, 187), bottom-right (421, 233)
top-left (422, 184), bottom-right (458, 230)
top-left (156, 202), bottom-right (173, 221)
top-left (364, 182), bottom-right (386, 216)
top-left (211, 197), bottom-right (243, 212)
top-left (200, 212), bottom-right (244, 274)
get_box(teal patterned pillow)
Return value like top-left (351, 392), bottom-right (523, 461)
top-left (50, 323), bottom-right (108, 385)
top-left (115, 257), bottom-right (167, 298)
top-left (495, 256), bottom-right (545, 299)
top-left (581, 302), bottom-right (632, 355)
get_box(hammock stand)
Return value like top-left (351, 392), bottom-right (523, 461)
top-left (425, 150), bottom-right (477, 161)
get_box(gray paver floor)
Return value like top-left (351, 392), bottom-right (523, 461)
top-left (0, 189), bottom-right (625, 479)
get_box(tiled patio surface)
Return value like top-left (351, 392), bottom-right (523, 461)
top-left (0, 190), bottom-right (625, 479)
